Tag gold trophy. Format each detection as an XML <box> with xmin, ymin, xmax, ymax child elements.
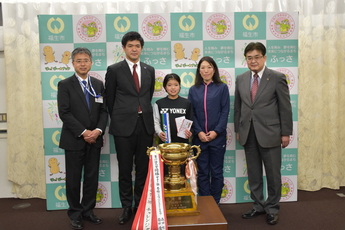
<box><xmin>147</xmin><ymin>143</ymin><xmax>201</xmax><ymax>216</ymax></box>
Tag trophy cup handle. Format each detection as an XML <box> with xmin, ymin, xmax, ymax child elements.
<box><xmin>189</xmin><ymin>145</ymin><xmax>201</xmax><ymax>160</ymax></box>
<box><xmin>147</xmin><ymin>146</ymin><xmax>172</xmax><ymax>163</ymax></box>
<box><xmin>146</xmin><ymin>146</ymin><xmax>156</xmax><ymax>156</ymax></box>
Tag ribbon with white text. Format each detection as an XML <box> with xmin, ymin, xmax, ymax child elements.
<box><xmin>131</xmin><ymin>149</ymin><xmax>167</xmax><ymax>230</ymax></box>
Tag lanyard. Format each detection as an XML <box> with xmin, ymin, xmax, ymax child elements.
<box><xmin>79</xmin><ymin>76</ymin><xmax>100</xmax><ymax>98</ymax></box>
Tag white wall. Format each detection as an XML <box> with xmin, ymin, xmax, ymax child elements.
<box><xmin>0</xmin><ymin>51</ymin><xmax>15</xmax><ymax>198</ymax></box>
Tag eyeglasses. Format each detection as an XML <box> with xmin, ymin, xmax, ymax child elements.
<box><xmin>74</xmin><ymin>59</ymin><xmax>91</xmax><ymax>64</ymax></box>
<box><xmin>245</xmin><ymin>56</ymin><xmax>264</xmax><ymax>61</ymax></box>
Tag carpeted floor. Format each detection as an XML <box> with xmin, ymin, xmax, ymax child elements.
<box><xmin>0</xmin><ymin>187</ymin><xmax>344</xmax><ymax>230</ymax></box>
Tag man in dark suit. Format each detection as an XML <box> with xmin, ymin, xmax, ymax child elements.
<box><xmin>58</xmin><ymin>47</ymin><xmax>108</xmax><ymax>230</ymax></box>
<box><xmin>105</xmin><ymin>31</ymin><xmax>155</xmax><ymax>225</ymax></box>
<box><xmin>234</xmin><ymin>42</ymin><xmax>292</xmax><ymax>225</ymax></box>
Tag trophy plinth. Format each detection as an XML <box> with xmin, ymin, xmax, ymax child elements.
<box><xmin>157</xmin><ymin>143</ymin><xmax>201</xmax><ymax>216</ymax></box>
<box><xmin>164</xmin><ymin>183</ymin><xmax>200</xmax><ymax>216</ymax></box>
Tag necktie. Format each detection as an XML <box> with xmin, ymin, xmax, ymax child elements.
<box><xmin>251</xmin><ymin>73</ymin><xmax>259</xmax><ymax>102</ymax></box>
<box><xmin>133</xmin><ymin>64</ymin><xmax>140</xmax><ymax>93</ymax></box>
<box><xmin>133</xmin><ymin>64</ymin><xmax>142</xmax><ymax>112</ymax></box>
<box><xmin>82</xmin><ymin>80</ymin><xmax>90</xmax><ymax>109</ymax></box>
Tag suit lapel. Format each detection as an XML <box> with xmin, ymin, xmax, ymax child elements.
<box><xmin>254</xmin><ymin>67</ymin><xmax>269</xmax><ymax>103</ymax></box>
<box><xmin>140</xmin><ymin>62</ymin><xmax>148</xmax><ymax>93</ymax></box>
<box><xmin>121</xmin><ymin>60</ymin><xmax>139</xmax><ymax>93</ymax></box>
<box><xmin>244</xmin><ymin>72</ymin><xmax>252</xmax><ymax>104</ymax></box>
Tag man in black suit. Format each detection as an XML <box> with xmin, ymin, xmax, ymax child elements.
<box><xmin>105</xmin><ymin>31</ymin><xmax>155</xmax><ymax>225</ymax></box>
<box><xmin>58</xmin><ymin>47</ymin><xmax>108</xmax><ymax>230</ymax></box>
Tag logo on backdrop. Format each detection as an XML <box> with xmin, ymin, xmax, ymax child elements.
<box><xmin>43</xmin><ymin>46</ymin><xmax>72</xmax><ymax>71</ymax></box>
<box><xmin>281</xmin><ymin>177</ymin><xmax>294</xmax><ymax>201</ymax></box>
<box><xmin>178</xmin><ymin>15</ymin><xmax>196</xmax><ymax>31</ymax></box>
<box><xmin>242</xmin><ymin>14</ymin><xmax>259</xmax><ymax>30</ymax></box>
<box><xmin>153</xmin><ymin>70</ymin><xmax>166</xmax><ymax>97</ymax></box>
<box><xmin>142</xmin><ymin>14</ymin><xmax>168</xmax><ymax>40</ymax></box>
<box><xmin>95</xmin><ymin>183</ymin><xmax>109</xmax><ymax>207</ymax></box>
<box><xmin>219</xmin><ymin>69</ymin><xmax>232</xmax><ymax>91</ymax></box>
<box><xmin>276</xmin><ymin>68</ymin><xmax>295</xmax><ymax>91</ymax></box>
<box><xmin>220</xmin><ymin>179</ymin><xmax>234</xmax><ymax>202</ymax></box>
<box><xmin>48</xmin><ymin>157</ymin><xmax>66</xmax><ymax>182</ymax></box>
<box><xmin>206</xmin><ymin>13</ymin><xmax>231</xmax><ymax>39</ymax></box>
<box><xmin>180</xmin><ymin>72</ymin><xmax>195</xmax><ymax>88</ymax></box>
<box><xmin>114</xmin><ymin>16</ymin><xmax>131</xmax><ymax>33</ymax></box>
<box><xmin>47</xmin><ymin>17</ymin><xmax>65</xmax><ymax>34</ymax></box>
<box><xmin>226</xmin><ymin>126</ymin><xmax>233</xmax><ymax>147</ymax></box>
<box><xmin>269</xmin><ymin>13</ymin><xmax>295</xmax><ymax>39</ymax></box>
<box><xmin>77</xmin><ymin>15</ymin><xmax>103</xmax><ymax>42</ymax></box>
<box><xmin>89</xmin><ymin>71</ymin><xmax>104</xmax><ymax>83</ymax></box>
<box><xmin>52</xmin><ymin>130</ymin><xmax>60</xmax><ymax>146</ymax></box>
<box><xmin>50</xmin><ymin>75</ymin><xmax>65</xmax><ymax>91</ymax></box>
<box><xmin>244</xmin><ymin>179</ymin><xmax>251</xmax><ymax>194</ymax></box>
<box><xmin>54</xmin><ymin>185</ymin><xmax>67</xmax><ymax>201</ymax></box>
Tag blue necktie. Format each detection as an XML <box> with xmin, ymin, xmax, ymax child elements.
<box><xmin>82</xmin><ymin>80</ymin><xmax>90</xmax><ymax>109</ymax></box>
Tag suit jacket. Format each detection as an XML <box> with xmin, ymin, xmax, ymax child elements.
<box><xmin>58</xmin><ymin>75</ymin><xmax>108</xmax><ymax>150</ymax></box>
<box><xmin>234</xmin><ymin>67</ymin><xmax>292</xmax><ymax>148</ymax></box>
<box><xmin>105</xmin><ymin>60</ymin><xmax>155</xmax><ymax>137</ymax></box>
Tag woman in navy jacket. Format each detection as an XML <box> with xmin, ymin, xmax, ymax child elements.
<box><xmin>188</xmin><ymin>56</ymin><xmax>230</xmax><ymax>204</ymax></box>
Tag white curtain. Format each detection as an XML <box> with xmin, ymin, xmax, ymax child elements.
<box><xmin>3</xmin><ymin>0</ymin><xmax>345</xmax><ymax>198</ymax></box>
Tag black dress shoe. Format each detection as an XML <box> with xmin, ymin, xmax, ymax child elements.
<box><xmin>267</xmin><ymin>214</ymin><xmax>279</xmax><ymax>225</ymax></box>
<box><xmin>242</xmin><ymin>209</ymin><xmax>265</xmax><ymax>219</ymax></box>
<box><xmin>83</xmin><ymin>214</ymin><xmax>102</xmax><ymax>224</ymax></box>
<box><xmin>118</xmin><ymin>207</ymin><xmax>133</xmax><ymax>225</ymax></box>
<box><xmin>70</xmin><ymin>218</ymin><xmax>83</xmax><ymax>229</ymax></box>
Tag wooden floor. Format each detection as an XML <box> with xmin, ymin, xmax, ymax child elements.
<box><xmin>1</xmin><ymin>187</ymin><xmax>345</xmax><ymax>230</ymax></box>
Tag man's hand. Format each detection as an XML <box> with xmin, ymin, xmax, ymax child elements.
<box><xmin>83</xmin><ymin>129</ymin><xmax>101</xmax><ymax>144</ymax></box>
<box><xmin>281</xmin><ymin>135</ymin><xmax>290</xmax><ymax>148</ymax></box>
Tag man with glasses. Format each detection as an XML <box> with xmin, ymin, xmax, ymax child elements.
<box><xmin>234</xmin><ymin>42</ymin><xmax>292</xmax><ymax>225</ymax></box>
<box><xmin>58</xmin><ymin>47</ymin><xmax>108</xmax><ymax>229</ymax></box>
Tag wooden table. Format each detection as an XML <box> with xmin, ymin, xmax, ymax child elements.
<box><xmin>167</xmin><ymin>196</ymin><xmax>228</xmax><ymax>230</ymax></box>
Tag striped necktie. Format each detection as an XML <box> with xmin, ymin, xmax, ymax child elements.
<box><xmin>82</xmin><ymin>80</ymin><xmax>90</xmax><ymax>109</ymax></box>
<box><xmin>251</xmin><ymin>73</ymin><xmax>259</xmax><ymax>102</ymax></box>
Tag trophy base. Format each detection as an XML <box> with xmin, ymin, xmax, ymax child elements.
<box><xmin>164</xmin><ymin>183</ymin><xmax>200</xmax><ymax>216</ymax></box>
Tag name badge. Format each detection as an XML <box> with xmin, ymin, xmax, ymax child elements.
<box><xmin>95</xmin><ymin>96</ymin><xmax>103</xmax><ymax>103</ymax></box>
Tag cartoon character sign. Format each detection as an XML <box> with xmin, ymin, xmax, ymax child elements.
<box><xmin>43</xmin><ymin>46</ymin><xmax>58</xmax><ymax>64</ymax></box>
<box><xmin>48</xmin><ymin>157</ymin><xmax>62</xmax><ymax>176</ymax></box>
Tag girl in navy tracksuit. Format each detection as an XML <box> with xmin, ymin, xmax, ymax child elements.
<box><xmin>188</xmin><ymin>56</ymin><xmax>230</xmax><ymax>204</ymax></box>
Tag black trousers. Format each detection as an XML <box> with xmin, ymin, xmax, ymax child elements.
<box><xmin>114</xmin><ymin>115</ymin><xmax>153</xmax><ymax>208</ymax></box>
<box><xmin>65</xmin><ymin>144</ymin><xmax>101</xmax><ymax>220</ymax></box>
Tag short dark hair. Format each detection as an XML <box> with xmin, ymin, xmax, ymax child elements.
<box><xmin>194</xmin><ymin>56</ymin><xmax>222</xmax><ymax>87</ymax></box>
<box><xmin>121</xmin><ymin>31</ymin><xmax>144</xmax><ymax>47</ymax></box>
<box><xmin>163</xmin><ymin>73</ymin><xmax>181</xmax><ymax>89</ymax></box>
<box><xmin>244</xmin><ymin>42</ymin><xmax>266</xmax><ymax>56</ymax></box>
<box><xmin>71</xmin><ymin>47</ymin><xmax>92</xmax><ymax>61</ymax></box>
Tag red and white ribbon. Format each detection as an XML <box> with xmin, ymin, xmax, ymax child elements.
<box><xmin>132</xmin><ymin>149</ymin><xmax>168</xmax><ymax>230</ymax></box>
<box><xmin>185</xmin><ymin>158</ymin><xmax>198</xmax><ymax>203</ymax></box>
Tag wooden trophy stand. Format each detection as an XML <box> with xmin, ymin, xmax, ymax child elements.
<box><xmin>167</xmin><ymin>196</ymin><xmax>228</xmax><ymax>230</ymax></box>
